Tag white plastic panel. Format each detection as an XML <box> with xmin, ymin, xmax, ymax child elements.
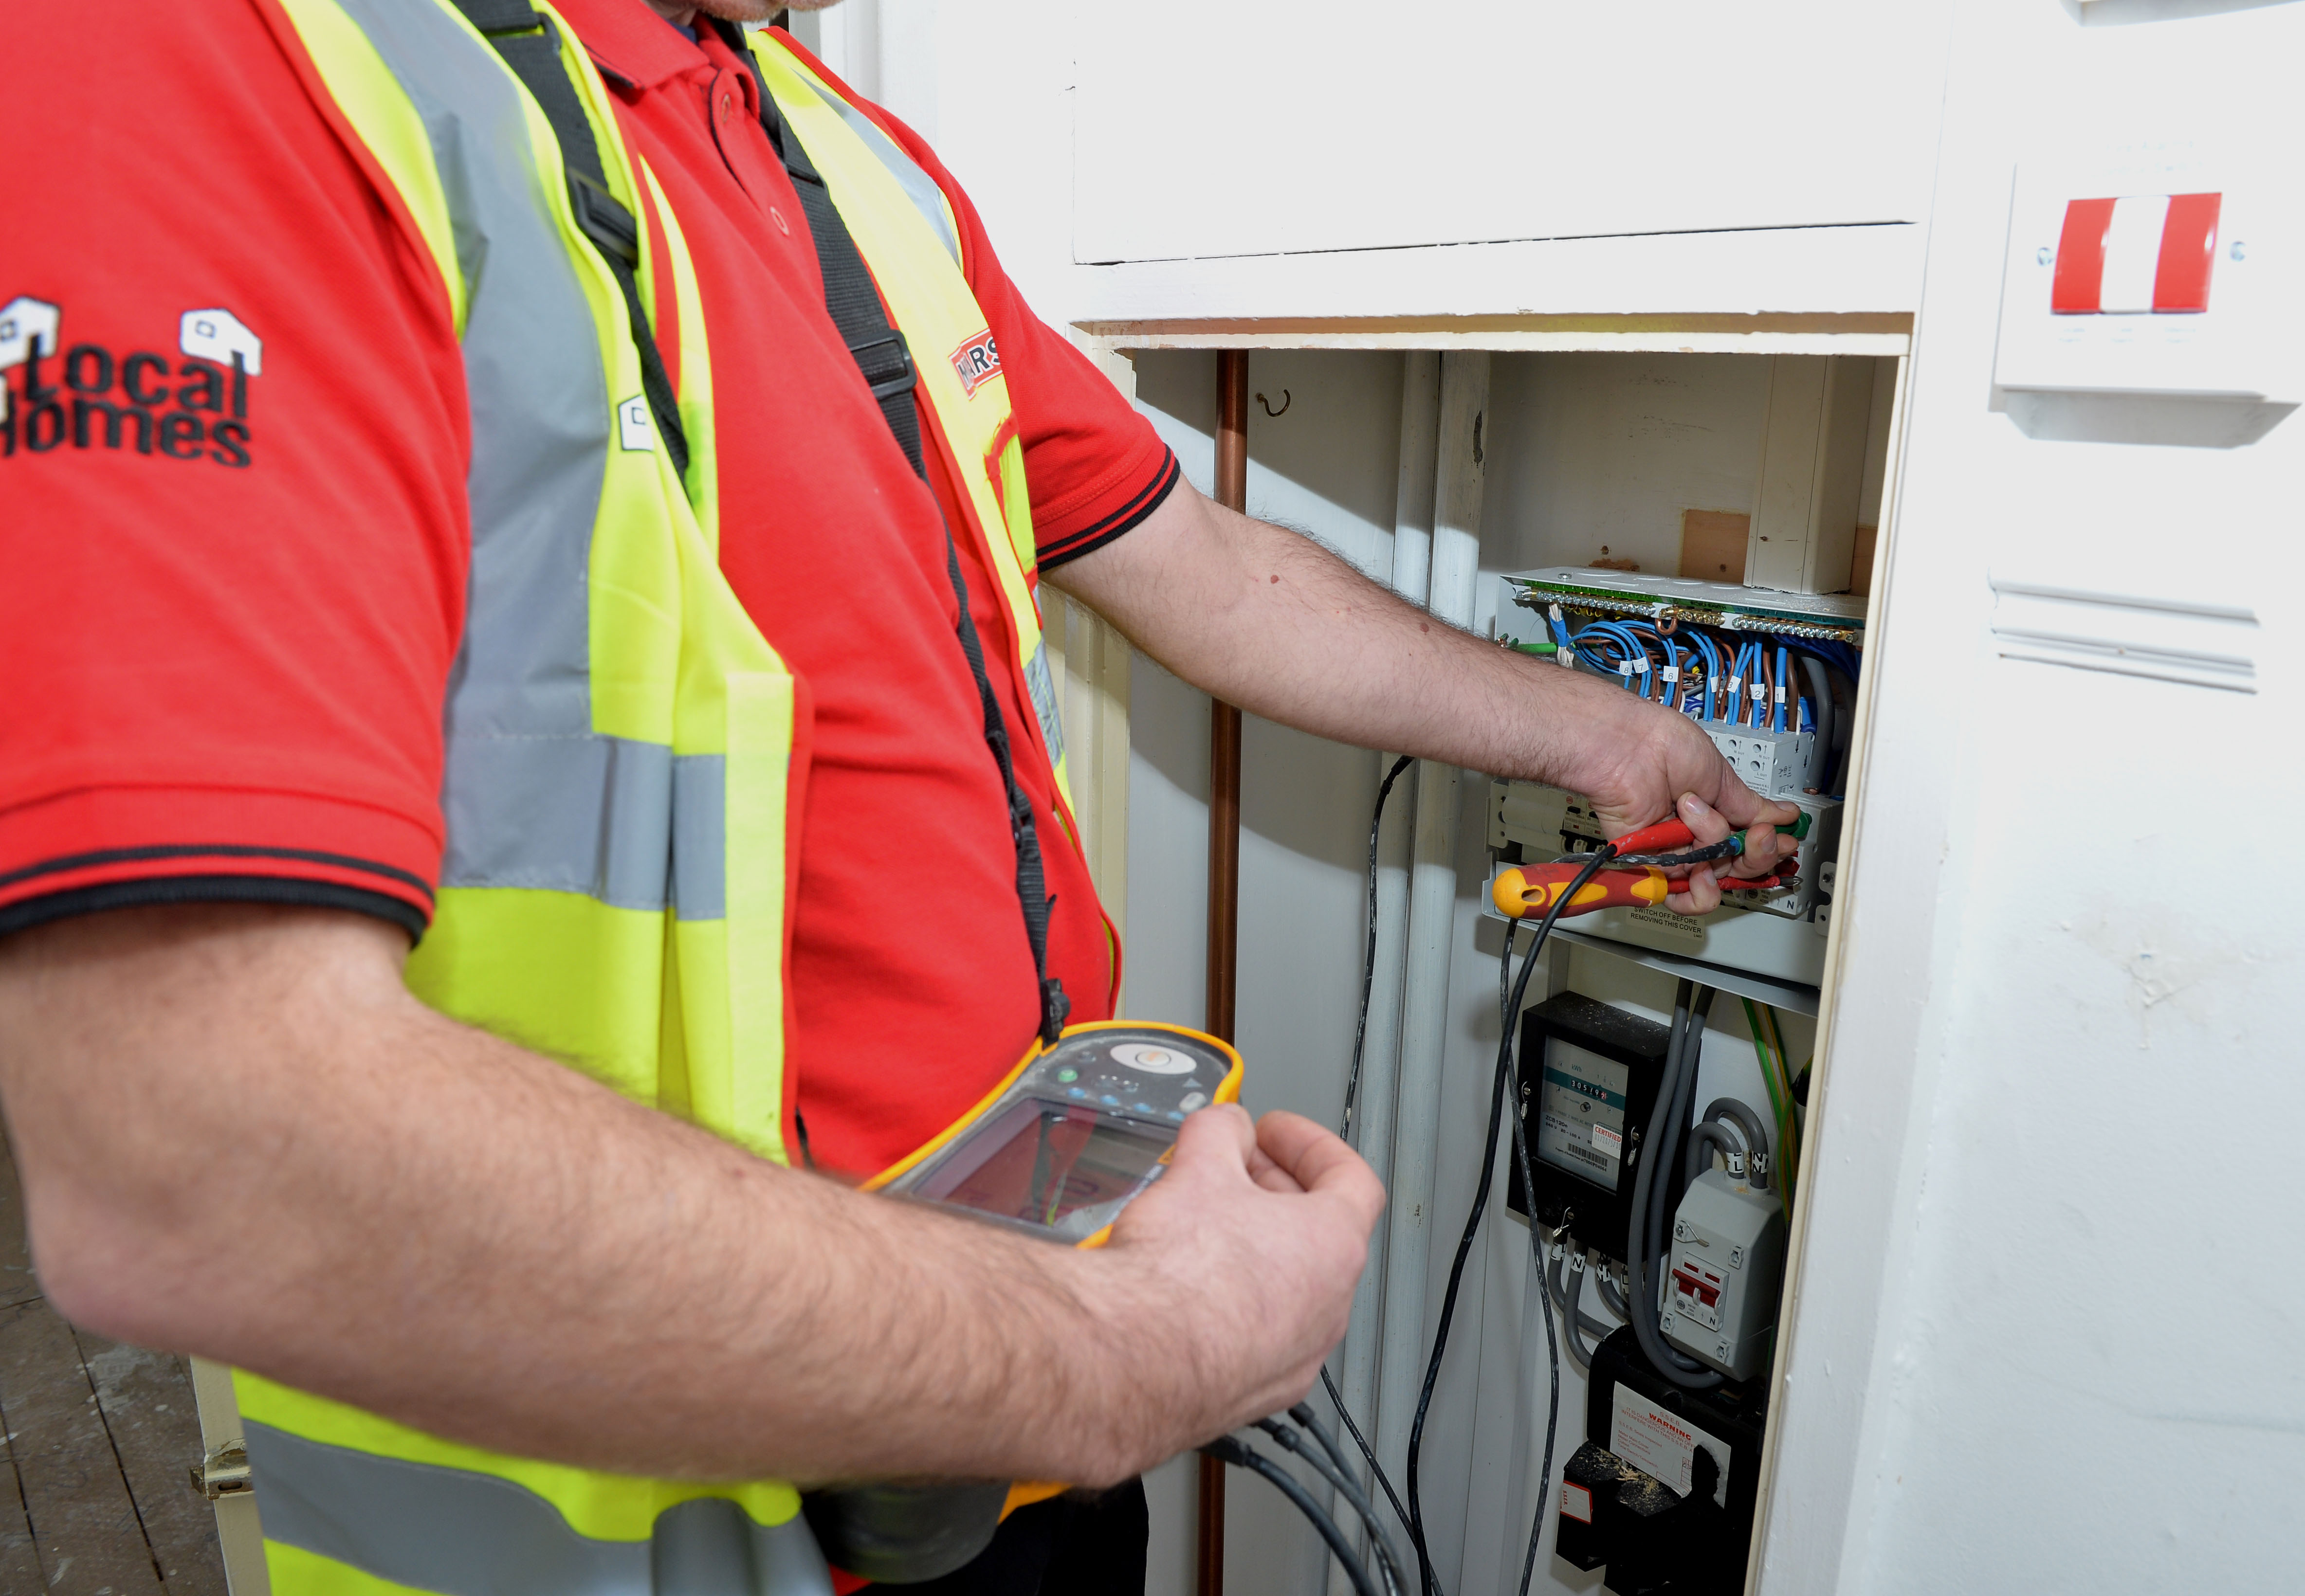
<box><xmin>1073</xmin><ymin>0</ymin><xmax>1949</xmax><ymax>265</ymax></box>
<box><xmin>1996</xmin><ymin>151</ymin><xmax>2301</xmax><ymax>402</ymax></box>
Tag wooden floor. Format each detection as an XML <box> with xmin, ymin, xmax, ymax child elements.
<box><xmin>0</xmin><ymin>1132</ymin><xmax>226</xmax><ymax>1596</ymax></box>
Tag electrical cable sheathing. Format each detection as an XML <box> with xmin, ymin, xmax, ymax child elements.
<box><xmin>1203</xmin><ymin>1437</ymin><xmax>1383</xmax><ymax>1596</ymax></box>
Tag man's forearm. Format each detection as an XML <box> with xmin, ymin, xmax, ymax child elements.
<box><xmin>0</xmin><ymin>907</ymin><xmax>1206</xmax><ymax>1486</ymax></box>
<box><xmin>1053</xmin><ymin>486</ymin><xmax>1649</xmax><ymax>793</ymax></box>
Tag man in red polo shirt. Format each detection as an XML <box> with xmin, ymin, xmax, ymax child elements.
<box><xmin>0</xmin><ymin>0</ymin><xmax>1794</xmax><ymax>1590</ymax></box>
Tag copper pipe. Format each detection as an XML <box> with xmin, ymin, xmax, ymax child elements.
<box><xmin>1196</xmin><ymin>347</ymin><xmax>1250</xmax><ymax>1596</ymax></box>
<box><xmin>1208</xmin><ymin>349</ymin><xmax>1248</xmax><ymax>1046</ymax></box>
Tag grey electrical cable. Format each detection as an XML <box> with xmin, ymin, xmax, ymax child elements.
<box><xmin>1798</xmin><ymin>653</ymin><xmax>1833</xmax><ymax>788</ymax></box>
<box><xmin>1624</xmin><ymin>982</ymin><xmax>1703</xmax><ymax>1383</ymax></box>
<box><xmin>1650</xmin><ymin>984</ymin><xmax>1721</xmax><ymax>1279</ymax></box>
<box><xmin>1291</xmin><ymin>1399</ymin><xmax>1410</xmax><ymax>1577</ymax></box>
<box><xmin>1546</xmin><ymin>1246</ymin><xmax>1619</xmax><ymax>1346</ymax></box>
<box><xmin>1545</xmin><ymin>1251</ymin><xmax>1592</xmax><ymax>1372</ymax></box>
<box><xmin>1258</xmin><ymin>1417</ymin><xmax>1409</xmax><ymax>1596</ymax></box>
<box><xmin>1646</xmin><ymin>988</ymin><xmax>1718</xmax><ymax>1378</ymax></box>
<box><xmin>1628</xmin><ymin>983</ymin><xmax>1724</xmax><ymax>1389</ymax></box>
<box><xmin>1826</xmin><ymin>664</ymin><xmax>1857</xmax><ymax>794</ymax></box>
<box><xmin>1207</xmin><ymin>1437</ymin><xmax>1384</xmax><ymax>1596</ymax></box>
<box><xmin>1684</xmin><ymin>1120</ymin><xmax>1746</xmax><ymax>1188</ymax></box>
<box><xmin>1593</xmin><ymin>1261</ymin><xmax>1629</xmax><ymax>1320</ymax></box>
<box><xmin>1545</xmin><ymin>1249</ymin><xmax>1625</xmax><ymax>1377</ymax></box>
<box><xmin>1702</xmin><ymin>1096</ymin><xmax>1773</xmax><ymax>1181</ymax></box>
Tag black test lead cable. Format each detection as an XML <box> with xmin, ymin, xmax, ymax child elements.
<box><xmin>1319</xmin><ymin>1367</ymin><xmax>1413</xmax><ymax>1559</ymax></box>
<box><xmin>1320</xmin><ymin>753</ymin><xmax>1421</xmax><ymax>1564</ymax></box>
<box><xmin>1498</xmin><ymin>917</ymin><xmax>1567</xmax><ymax>1596</ymax></box>
<box><xmin>1342</xmin><ymin>754</ymin><xmax>1417</xmax><ymax>1147</ymax></box>
<box><xmin>1402</xmin><ymin>847</ymin><xmax>1610</xmax><ymax>1596</ymax></box>
<box><xmin>1203</xmin><ymin>1434</ymin><xmax>1385</xmax><ymax>1596</ymax></box>
<box><xmin>1288</xmin><ymin>1399</ymin><xmax>1412</xmax><ymax>1594</ymax></box>
<box><xmin>1254</xmin><ymin>1417</ymin><xmax>1410</xmax><ymax>1596</ymax></box>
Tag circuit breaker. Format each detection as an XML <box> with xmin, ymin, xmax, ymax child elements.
<box><xmin>1663</xmin><ymin>1169</ymin><xmax>1786</xmax><ymax>1382</ymax></box>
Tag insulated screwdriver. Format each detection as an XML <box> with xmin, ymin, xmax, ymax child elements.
<box><xmin>1490</xmin><ymin>861</ymin><xmax>1671</xmax><ymax>920</ymax></box>
<box><xmin>1492</xmin><ymin>857</ymin><xmax>1795</xmax><ymax>920</ymax></box>
<box><xmin>1571</xmin><ymin>808</ymin><xmax>1812</xmax><ymax>867</ymax></box>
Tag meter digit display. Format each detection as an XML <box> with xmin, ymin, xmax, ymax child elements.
<box><xmin>1536</xmin><ymin>1041</ymin><xmax>1631</xmax><ymax>1193</ymax></box>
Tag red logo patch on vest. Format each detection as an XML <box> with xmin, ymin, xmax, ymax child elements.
<box><xmin>949</xmin><ymin>329</ymin><xmax>1002</xmax><ymax>397</ymax></box>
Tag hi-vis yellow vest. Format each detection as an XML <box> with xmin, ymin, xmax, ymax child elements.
<box><xmin>233</xmin><ymin>3</ymin><xmax>1079</xmax><ymax>1591</ymax></box>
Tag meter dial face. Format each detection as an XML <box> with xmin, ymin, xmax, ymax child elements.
<box><xmin>1109</xmin><ymin>1042</ymin><xmax>1194</xmax><ymax>1074</ymax></box>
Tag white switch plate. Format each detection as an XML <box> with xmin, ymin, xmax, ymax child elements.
<box><xmin>1995</xmin><ymin>147</ymin><xmax>2296</xmax><ymax>402</ymax></box>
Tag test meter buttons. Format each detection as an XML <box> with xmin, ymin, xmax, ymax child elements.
<box><xmin>1053</xmin><ymin>1038</ymin><xmax>1209</xmax><ymax>1118</ymax></box>
<box><xmin>871</xmin><ymin>1022</ymin><xmax>1244</xmax><ymax>1245</ymax></box>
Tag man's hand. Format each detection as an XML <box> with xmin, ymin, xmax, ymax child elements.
<box><xmin>1084</xmin><ymin>1107</ymin><xmax>1382</xmax><ymax>1456</ymax></box>
<box><xmin>1054</xmin><ymin>485</ymin><xmax>1804</xmax><ymax>916</ymax></box>
<box><xmin>0</xmin><ymin>904</ymin><xmax>1377</xmax><ymax>1487</ymax></box>
<box><xmin>1570</xmin><ymin>693</ymin><xmax>1804</xmax><ymax>913</ymax></box>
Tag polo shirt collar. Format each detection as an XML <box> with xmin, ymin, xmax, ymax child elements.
<box><xmin>549</xmin><ymin>0</ymin><xmax>709</xmax><ymax>90</ymax></box>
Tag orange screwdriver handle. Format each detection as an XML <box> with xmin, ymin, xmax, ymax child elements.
<box><xmin>1492</xmin><ymin>864</ymin><xmax>1671</xmax><ymax>920</ymax></box>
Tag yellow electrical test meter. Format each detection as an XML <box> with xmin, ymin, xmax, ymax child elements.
<box><xmin>866</xmin><ymin>1020</ymin><xmax>1244</xmax><ymax>1246</ymax></box>
<box><xmin>806</xmin><ymin>1023</ymin><xmax>1246</xmax><ymax>1584</ymax></box>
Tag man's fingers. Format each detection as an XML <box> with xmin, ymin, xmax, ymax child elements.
<box><xmin>1680</xmin><ymin>791</ymin><xmax>1801</xmax><ymax>880</ymax></box>
<box><xmin>1676</xmin><ymin>791</ymin><xmax>1733</xmax><ymax>845</ymax></box>
<box><xmin>1666</xmin><ymin>864</ymin><xmax>1722</xmax><ymax>916</ymax></box>
<box><xmin>1175</xmin><ymin>1100</ymin><xmax>1255</xmax><ymax>1161</ymax></box>
<box><xmin>1701</xmin><ymin>763</ymin><xmax>1803</xmax><ymax>833</ymax></box>
<box><xmin>1254</xmin><ymin>1111</ymin><xmax>1384</xmax><ymax>1229</ymax></box>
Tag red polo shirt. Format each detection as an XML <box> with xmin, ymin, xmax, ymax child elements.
<box><xmin>0</xmin><ymin>1</ymin><xmax>1173</xmax><ymax>1179</ymax></box>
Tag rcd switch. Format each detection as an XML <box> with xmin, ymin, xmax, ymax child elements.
<box><xmin>1996</xmin><ymin>151</ymin><xmax>2296</xmax><ymax>408</ymax></box>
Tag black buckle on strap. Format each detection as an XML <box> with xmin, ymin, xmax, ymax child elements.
<box><xmin>567</xmin><ymin>172</ymin><xmax>641</xmax><ymax>269</ymax></box>
<box><xmin>459</xmin><ymin>0</ymin><xmax>545</xmax><ymax>34</ymax></box>
<box><xmin>847</xmin><ymin>330</ymin><xmax>916</xmax><ymax>402</ymax></box>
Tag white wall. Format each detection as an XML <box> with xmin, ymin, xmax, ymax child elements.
<box><xmin>1484</xmin><ymin>354</ymin><xmax>1774</xmax><ymax>578</ymax></box>
<box><xmin>1760</xmin><ymin>4</ymin><xmax>2305</xmax><ymax>1594</ymax></box>
<box><xmin>1073</xmin><ymin>1</ymin><xmax>1945</xmax><ymax>263</ymax></box>
<box><xmin>804</xmin><ymin>0</ymin><xmax>1936</xmax><ymax>333</ymax></box>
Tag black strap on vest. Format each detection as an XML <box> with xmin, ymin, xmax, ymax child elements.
<box><xmin>727</xmin><ymin>30</ymin><xmax>1069</xmax><ymax>1044</ymax></box>
<box><xmin>452</xmin><ymin>0</ymin><xmax>691</xmax><ymax>480</ymax></box>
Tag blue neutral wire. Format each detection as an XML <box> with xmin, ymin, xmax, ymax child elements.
<box><xmin>1691</xmin><ymin>634</ymin><xmax>1722</xmax><ymax>722</ymax></box>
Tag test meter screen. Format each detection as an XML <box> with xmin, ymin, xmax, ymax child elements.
<box><xmin>1536</xmin><ymin>1040</ymin><xmax>1630</xmax><ymax>1193</ymax></box>
<box><xmin>915</xmin><ymin>1099</ymin><xmax>1172</xmax><ymax>1228</ymax></box>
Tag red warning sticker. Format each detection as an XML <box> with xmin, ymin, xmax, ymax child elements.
<box><xmin>1561</xmin><ymin>1482</ymin><xmax>1593</xmax><ymax>1524</ymax></box>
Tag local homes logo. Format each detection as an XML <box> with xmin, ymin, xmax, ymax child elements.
<box><xmin>1</xmin><ymin>297</ymin><xmax>261</xmax><ymax>467</ymax></box>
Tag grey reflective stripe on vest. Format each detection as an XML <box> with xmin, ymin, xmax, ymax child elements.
<box><xmin>818</xmin><ymin>93</ymin><xmax>960</xmax><ymax>264</ymax></box>
<box><xmin>1022</xmin><ymin>641</ymin><xmax>1064</xmax><ymax>771</ymax></box>
<box><xmin>243</xmin><ymin>1421</ymin><xmax>833</xmax><ymax>1596</ymax></box>
<box><xmin>332</xmin><ymin>0</ymin><xmax>727</xmax><ymax>920</ymax></box>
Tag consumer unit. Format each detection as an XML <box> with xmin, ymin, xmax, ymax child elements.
<box><xmin>1488</xmin><ymin>566</ymin><xmax>1866</xmax><ymax>992</ymax></box>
